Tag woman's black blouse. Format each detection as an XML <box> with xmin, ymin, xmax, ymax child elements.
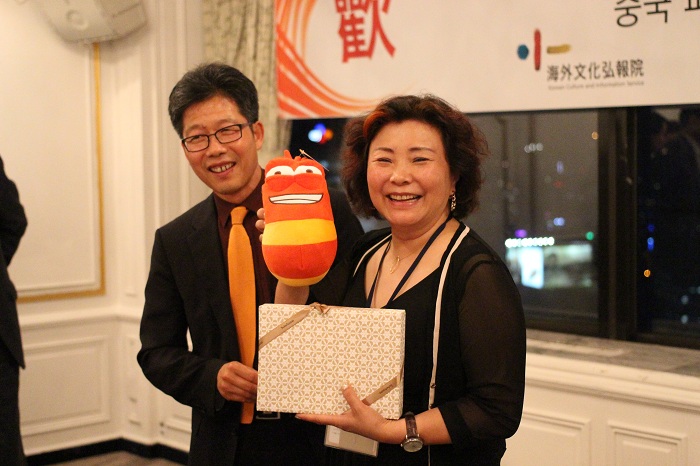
<box><xmin>310</xmin><ymin>224</ymin><xmax>527</xmax><ymax>466</ymax></box>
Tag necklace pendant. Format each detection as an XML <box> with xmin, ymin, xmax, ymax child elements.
<box><xmin>389</xmin><ymin>255</ymin><xmax>400</xmax><ymax>274</ymax></box>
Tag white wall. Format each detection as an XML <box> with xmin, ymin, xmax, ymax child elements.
<box><xmin>2</xmin><ymin>0</ymin><xmax>203</xmax><ymax>455</ymax></box>
<box><xmin>3</xmin><ymin>1</ymin><xmax>700</xmax><ymax>464</ymax></box>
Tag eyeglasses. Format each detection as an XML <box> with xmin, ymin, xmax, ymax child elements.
<box><xmin>181</xmin><ymin>122</ymin><xmax>254</xmax><ymax>152</ymax></box>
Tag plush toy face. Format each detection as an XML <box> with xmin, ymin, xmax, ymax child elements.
<box><xmin>261</xmin><ymin>150</ymin><xmax>337</xmax><ymax>286</ymax></box>
<box><xmin>263</xmin><ymin>151</ymin><xmax>334</xmax><ymax>222</ymax></box>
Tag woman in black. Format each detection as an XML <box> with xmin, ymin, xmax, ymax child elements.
<box><xmin>274</xmin><ymin>94</ymin><xmax>526</xmax><ymax>465</ymax></box>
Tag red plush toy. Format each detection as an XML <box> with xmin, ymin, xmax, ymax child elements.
<box><xmin>261</xmin><ymin>150</ymin><xmax>337</xmax><ymax>286</ymax></box>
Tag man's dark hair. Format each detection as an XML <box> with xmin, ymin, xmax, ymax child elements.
<box><xmin>168</xmin><ymin>62</ymin><xmax>259</xmax><ymax>137</ymax></box>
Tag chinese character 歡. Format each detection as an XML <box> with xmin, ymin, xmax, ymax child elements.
<box><xmin>336</xmin><ymin>0</ymin><xmax>396</xmax><ymax>62</ymax></box>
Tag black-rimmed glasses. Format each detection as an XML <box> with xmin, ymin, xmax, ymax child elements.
<box><xmin>181</xmin><ymin>122</ymin><xmax>254</xmax><ymax>152</ymax></box>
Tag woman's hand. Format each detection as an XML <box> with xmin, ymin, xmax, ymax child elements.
<box><xmin>296</xmin><ymin>384</ymin><xmax>405</xmax><ymax>444</ymax></box>
<box><xmin>297</xmin><ymin>385</ymin><xmax>453</xmax><ymax>446</ymax></box>
<box><xmin>274</xmin><ymin>280</ymin><xmax>309</xmax><ymax>304</ymax></box>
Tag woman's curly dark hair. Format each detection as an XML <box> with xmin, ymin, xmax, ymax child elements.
<box><xmin>341</xmin><ymin>94</ymin><xmax>489</xmax><ymax>219</ymax></box>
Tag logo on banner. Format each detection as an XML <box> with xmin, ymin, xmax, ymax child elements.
<box><xmin>517</xmin><ymin>29</ymin><xmax>646</xmax><ymax>91</ymax></box>
<box><xmin>517</xmin><ymin>29</ymin><xmax>571</xmax><ymax>71</ymax></box>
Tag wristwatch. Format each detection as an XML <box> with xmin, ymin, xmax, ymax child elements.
<box><xmin>400</xmin><ymin>412</ymin><xmax>424</xmax><ymax>452</ymax></box>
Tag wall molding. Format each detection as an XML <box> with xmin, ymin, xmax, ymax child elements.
<box><xmin>517</xmin><ymin>409</ymin><xmax>592</xmax><ymax>465</ymax></box>
<box><xmin>526</xmin><ymin>353</ymin><xmax>700</xmax><ymax>413</ymax></box>
<box><xmin>607</xmin><ymin>421</ymin><xmax>688</xmax><ymax>465</ymax></box>
<box><xmin>21</xmin><ymin>335</ymin><xmax>110</xmax><ymax>436</ymax></box>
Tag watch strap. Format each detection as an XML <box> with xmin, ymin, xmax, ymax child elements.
<box><xmin>401</xmin><ymin>412</ymin><xmax>423</xmax><ymax>452</ymax></box>
<box><xmin>405</xmin><ymin>412</ymin><xmax>418</xmax><ymax>437</ymax></box>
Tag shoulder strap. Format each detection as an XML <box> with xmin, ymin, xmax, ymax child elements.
<box><xmin>428</xmin><ymin>223</ymin><xmax>470</xmax><ymax>409</ymax></box>
<box><xmin>352</xmin><ymin>233</ymin><xmax>391</xmax><ymax>278</ymax></box>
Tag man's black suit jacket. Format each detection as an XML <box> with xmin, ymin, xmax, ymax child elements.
<box><xmin>138</xmin><ymin>189</ymin><xmax>363</xmax><ymax>465</ymax></box>
<box><xmin>0</xmin><ymin>156</ymin><xmax>27</xmax><ymax>369</ymax></box>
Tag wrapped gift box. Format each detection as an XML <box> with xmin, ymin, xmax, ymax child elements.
<box><xmin>257</xmin><ymin>303</ymin><xmax>405</xmax><ymax>419</ymax></box>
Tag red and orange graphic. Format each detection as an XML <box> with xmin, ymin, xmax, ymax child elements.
<box><xmin>276</xmin><ymin>0</ymin><xmax>388</xmax><ymax>118</ymax></box>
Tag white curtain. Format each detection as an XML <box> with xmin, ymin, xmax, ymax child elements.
<box><xmin>202</xmin><ymin>0</ymin><xmax>290</xmax><ymax>164</ymax></box>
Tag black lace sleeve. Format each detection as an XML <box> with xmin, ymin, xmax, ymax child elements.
<box><xmin>439</xmin><ymin>242</ymin><xmax>527</xmax><ymax>447</ymax></box>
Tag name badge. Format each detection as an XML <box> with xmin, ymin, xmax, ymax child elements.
<box><xmin>324</xmin><ymin>426</ymin><xmax>379</xmax><ymax>457</ymax></box>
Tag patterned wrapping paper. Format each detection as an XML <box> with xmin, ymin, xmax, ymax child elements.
<box><xmin>257</xmin><ymin>303</ymin><xmax>405</xmax><ymax>419</ymax></box>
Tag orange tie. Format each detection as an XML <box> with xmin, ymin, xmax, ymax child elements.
<box><xmin>228</xmin><ymin>206</ymin><xmax>256</xmax><ymax>424</ymax></box>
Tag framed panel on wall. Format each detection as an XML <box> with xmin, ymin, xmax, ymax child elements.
<box><xmin>0</xmin><ymin>1</ymin><xmax>105</xmax><ymax>300</ymax></box>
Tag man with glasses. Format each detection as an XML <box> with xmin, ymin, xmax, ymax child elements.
<box><xmin>137</xmin><ymin>63</ymin><xmax>363</xmax><ymax>465</ymax></box>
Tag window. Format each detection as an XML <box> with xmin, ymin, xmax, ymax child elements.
<box><xmin>288</xmin><ymin>105</ymin><xmax>700</xmax><ymax>350</ymax></box>
<box><xmin>636</xmin><ymin>105</ymin><xmax>700</xmax><ymax>347</ymax></box>
<box><xmin>288</xmin><ymin>118</ymin><xmax>348</xmax><ymax>190</ymax></box>
<box><xmin>467</xmin><ymin>111</ymin><xmax>600</xmax><ymax>335</ymax></box>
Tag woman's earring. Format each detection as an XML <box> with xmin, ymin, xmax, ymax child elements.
<box><xmin>449</xmin><ymin>192</ymin><xmax>456</xmax><ymax>212</ymax></box>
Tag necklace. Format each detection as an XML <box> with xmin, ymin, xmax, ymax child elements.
<box><xmin>388</xmin><ymin>241</ymin><xmax>412</xmax><ymax>274</ymax></box>
<box><xmin>366</xmin><ymin>216</ymin><xmax>451</xmax><ymax>308</ymax></box>
<box><xmin>389</xmin><ymin>255</ymin><xmax>401</xmax><ymax>274</ymax></box>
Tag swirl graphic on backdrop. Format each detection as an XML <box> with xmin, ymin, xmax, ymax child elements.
<box><xmin>276</xmin><ymin>0</ymin><xmax>383</xmax><ymax>118</ymax></box>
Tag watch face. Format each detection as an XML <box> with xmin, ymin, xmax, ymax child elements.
<box><xmin>402</xmin><ymin>437</ymin><xmax>424</xmax><ymax>452</ymax></box>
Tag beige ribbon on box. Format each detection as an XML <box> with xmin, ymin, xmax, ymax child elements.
<box><xmin>258</xmin><ymin>302</ymin><xmax>331</xmax><ymax>350</ymax></box>
<box><xmin>258</xmin><ymin>303</ymin><xmax>403</xmax><ymax>407</ymax></box>
<box><xmin>361</xmin><ymin>365</ymin><xmax>403</xmax><ymax>406</ymax></box>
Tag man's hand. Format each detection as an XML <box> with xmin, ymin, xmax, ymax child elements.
<box><xmin>216</xmin><ymin>361</ymin><xmax>258</xmax><ymax>403</ymax></box>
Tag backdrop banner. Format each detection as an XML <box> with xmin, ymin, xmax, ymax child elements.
<box><xmin>276</xmin><ymin>0</ymin><xmax>700</xmax><ymax>118</ymax></box>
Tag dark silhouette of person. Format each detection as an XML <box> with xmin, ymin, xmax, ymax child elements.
<box><xmin>0</xmin><ymin>155</ymin><xmax>28</xmax><ymax>466</ymax></box>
